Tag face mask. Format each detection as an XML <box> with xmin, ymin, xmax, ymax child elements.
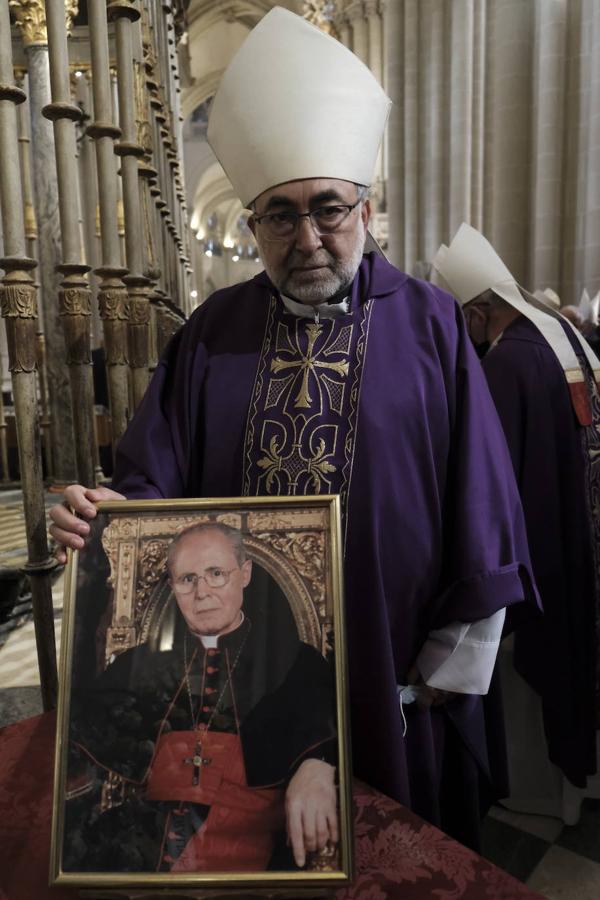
<box><xmin>464</xmin><ymin>302</ymin><xmax>491</xmax><ymax>355</ymax></box>
<box><xmin>396</xmin><ymin>683</ymin><xmax>428</xmax><ymax>736</ymax></box>
<box><xmin>397</xmin><ymin>684</ymin><xmax>420</xmax><ymax>704</ymax></box>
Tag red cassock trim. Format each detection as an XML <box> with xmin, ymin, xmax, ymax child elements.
<box><xmin>145</xmin><ymin>730</ymin><xmax>285</xmax><ymax>871</ymax></box>
<box><xmin>568</xmin><ymin>380</ymin><xmax>593</xmax><ymax>426</ymax></box>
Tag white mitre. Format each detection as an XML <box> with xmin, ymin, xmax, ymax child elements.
<box><xmin>592</xmin><ymin>292</ymin><xmax>600</xmax><ymax>326</ymax></box>
<box><xmin>432</xmin><ymin>223</ymin><xmax>600</xmax><ymax>424</ymax></box>
<box><xmin>579</xmin><ymin>288</ymin><xmax>593</xmax><ymax>323</ymax></box>
<box><xmin>207</xmin><ymin>7</ymin><xmax>391</xmax><ymax>207</ymax></box>
<box><xmin>533</xmin><ymin>288</ymin><xmax>561</xmax><ymax>311</ymax></box>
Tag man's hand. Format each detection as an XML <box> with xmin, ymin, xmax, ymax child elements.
<box><xmin>406</xmin><ymin>665</ymin><xmax>458</xmax><ymax>710</ymax></box>
<box><xmin>285</xmin><ymin>758</ymin><xmax>338</xmax><ymax>868</ymax></box>
<box><xmin>49</xmin><ymin>484</ymin><xmax>125</xmax><ymax>563</ymax></box>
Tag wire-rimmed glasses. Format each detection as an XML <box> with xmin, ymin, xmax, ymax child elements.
<box><xmin>251</xmin><ymin>200</ymin><xmax>362</xmax><ymax>242</ymax></box>
<box><xmin>172</xmin><ymin>567</ymin><xmax>239</xmax><ymax>595</ymax></box>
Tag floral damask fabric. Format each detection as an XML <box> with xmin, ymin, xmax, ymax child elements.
<box><xmin>0</xmin><ymin>714</ymin><xmax>543</xmax><ymax>899</ymax></box>
<box><xmin>340</xmin><ymin>786</ymin><xmax>542</xmax><ymax>899</ymax></box>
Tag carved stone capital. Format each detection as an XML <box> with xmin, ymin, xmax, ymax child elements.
<box><xmin>9</xmin><ymin>0</ymin><xmax>78</xmax><ymax>47</ymax></box>
<box><xmin>60</xmin><ymin>287</ymin><xmax>91</xmax><ymax>317</ymax></box>
<box><xmin>302</xmin><ymin>1</ymin><xmax>340</xmax><ymax>38</ymax></box>
<box><xmin>364</xmin><ymin>0</ymin><xmax>382</xmax><ymax>18</ymax></box>
<box><xmin>0</xmin><ymin>281</ymin><xmax>37</xmax><ymax>318</ymax></box>
<box><xmin>1</xmin><ymin>278</ymin><xmax>39</xmax><ymax>373</ymax></box>
<box><xmin>126</xmin><ymin>287</ymin><xmax>150</xmax><ymax>369</ymax></box>
<box><xmin>127</xmin><ymin>292</ymin><xmax>151</xmax><ymax>325</ymax></box>
<box><xmin>99</xmin><ymin>286</ymin><xmax>129</xmax><ymax>321</ymax></box>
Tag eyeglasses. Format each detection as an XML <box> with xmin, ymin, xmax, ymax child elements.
<box><xmin>172</xmin><ymin>566</ymin><xmax>239</xmax><ymax>594</ymax></box>
<box><xmin>251</xmin><ymin>200</ymin><xmax>362</xmax><ymax>242</ymax></box>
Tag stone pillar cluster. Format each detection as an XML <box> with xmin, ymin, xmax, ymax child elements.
<box><xmin>10</xmin><ymin>0</ymin><xmax>78</xmax><ymax>482</ymax></box>
<box><xmin>44</xmin><ymin>0</ymin><xmax>96</xmax><ymax>487</ymax></box>
<box><xmin>385</xmin><ymin>0</ymin><xmax>600</xmax><ymax>304</ymax></box>
<box><xmin>333</xmin><ymin>1</ymin><xmax>386</xmax><ymax>242</ymax></box>
<box><xmin>2</xmin><ymin>0</ymin><xmax>191</xmax><ymax>704</ymax></box>
<box><xmin>1</xmin><ymin>0</ymin><xmax>58</xmax><ymax>709</ymax></box>
<box><xmin>3</xmin><ymin>0</ymin><xmax>192</xmax><ymax>478</ymax></box>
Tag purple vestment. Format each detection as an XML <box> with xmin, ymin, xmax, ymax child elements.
<box><xmin>113</xmin><ymin>254</ymin><xmax>539</xmax><ymax>846</ymax></box>
<box><xmin>482</xmin><ymin>315</ymin><xmax>599</xmax><ymax>787</ymax></box>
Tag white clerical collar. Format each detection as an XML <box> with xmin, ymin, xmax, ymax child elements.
<box><xmin>281</xmin><ymin>293</ymin><xmax>349</xmax><ymax>320</ymax></box>
<box><xmin>198</xmin><ymin>611</ymin><xmax>245</xmax><ymax>649</ymax></box>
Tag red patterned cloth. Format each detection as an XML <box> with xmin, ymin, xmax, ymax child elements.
<box><xmin>0</xmin><ymin>713</ymin><xmax>543</xmax><ymax>899</ymax></box>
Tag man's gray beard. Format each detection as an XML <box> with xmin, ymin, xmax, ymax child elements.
<box><xmin>268</xmin><ymin>238</ymin><xmax>366</xmax><ymax>304</ymax></box>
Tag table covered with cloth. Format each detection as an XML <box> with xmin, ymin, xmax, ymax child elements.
<box><xmin>0</xmin><ymin>713</ymin><xmax>543</xmax><ymax>899</ymax></box>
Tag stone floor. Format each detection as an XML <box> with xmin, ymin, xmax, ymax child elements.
<box><xmin>1</xmin><ymin>493</ymin><xmax>600</xmax><ymax>898</ymax></box>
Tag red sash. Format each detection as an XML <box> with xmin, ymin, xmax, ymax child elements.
<box><xmin>145</xmin><ymin>730</ymin><xmax>285</xmax><ymax>871</ymax></box>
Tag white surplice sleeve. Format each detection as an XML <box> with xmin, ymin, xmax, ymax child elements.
<box><xmin>415</xmin><ymin>608</ymin><xmax>506</xmax><ymax>695</ymax></box>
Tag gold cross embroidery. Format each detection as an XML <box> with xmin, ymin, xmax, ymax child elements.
<box><xmin>270</xmin><ymin>323</ymin><xmax>349</xmax><ymax>408</ymax></box>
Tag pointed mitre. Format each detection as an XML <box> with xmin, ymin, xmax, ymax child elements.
<box><xmin>432</xmin><ymin>223</ymin><xmax>600</xmax><ymax>426</ymax></box>
<box><xmin>533</xmin><ymin>288</ymin><xmax>561</xmax><ymax>311</ymax></box>
<box><xmin>207</xmin><ymin>7</ymin><xmax>391</xmax><ymax>207</ymax></box>
<box><xmin>591</xmin><ymin>291</ymin><xmax>600</xmax><ymax>326</ymax></box>
<box><xmin>579</xmin><ymin>288</ymin><xmax>593</xmax><ymax>322</ymax></box>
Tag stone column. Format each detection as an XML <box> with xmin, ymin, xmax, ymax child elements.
<box><xmin>0</xmin><ymin>0</ymin><xmax>58</xmax><ymax>708</ymax></box>
<box><xmin>365</xmin><ymin>0</ymin><xmax>383</xmax><ymax>84</ymax></box>
<box><xmin>15</xmin><ymin>72</ymin><xmax>52</xmax><ymax>477</ymax></box>
<box><xmin>9</xmin><ymin>0</ymin><xmax>77</xmax><ymax>483</ymax></box>
<box><xmin>87</xmin><ymin>0</ymin><xmax>130</xmax><ymax>452</ymax></box>
<box><xmin>15</xmin><ymin>72</ymin><xmax>38</xmax><ymax>267</ymax></box>
<box><xmin>43</xmin><ymin>0</ymin><xmax>96</xmax><ymax>488</ymax></box>
<box><xmin>483</xmin><ymin>0</ymin><xmax>534</xmax><ymax>283</ymax></box>
<box><xmin>403</xmin><ymin>0</ymin><xmax>419</xmax><ymax>267</ymax></box>
<box><xmin>384</xmin><ymin>0</ymin><xmax>404</xmax><ymax>268</ymax></box>
<box><xmin>335</xmin><ymin>11</ymin><xmax>351</xmax><ymax>48</ymax></box>
<box><xmin>527</xmin><ymin>0</ymin><xmax>568</xmax><ymax>291</ymax></box>
<box><xmin>108</xmin><ymin>0</ymin><xmax>152</xmax><ymax>410</ymax></box>
<box><xmin>75</xmin><ymin>70</ymin><xmax>103</xmax><ymax>348</ymax></box>
<box><xmin>347</xmin><ymin>1</ymin><xmax>368</xmax><ymax>64</ymax></box>
<box><xmin>470</xmin><ymin>0</ymin><xmax>486</xmax><ymax>232</ymax></box>
<box><xmin>0</xmin><ymin>322</ymin><xmax>10</xmax><ymax>481</ymax></box>
<box><xmin>419</xmin><ymin>0</ymin><xmax>446</xmax><ymax>263</ymax></box>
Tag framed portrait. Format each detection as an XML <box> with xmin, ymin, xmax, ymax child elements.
<box><xmin>50</xmin><ymin>495</ymin><xmax>352</xmax><ymax>895</ymax></box>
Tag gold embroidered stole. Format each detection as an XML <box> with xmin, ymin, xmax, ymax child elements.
<box><xmin>243</xmin><ymin>296</ymin><xmax>373</xmax><ymax>513</ymax></box>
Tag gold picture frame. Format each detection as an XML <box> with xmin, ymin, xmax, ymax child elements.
<box><xmin>50</xmin><ymin>495</ymin><xmax>352</xmax><ymax>894</ymax></box>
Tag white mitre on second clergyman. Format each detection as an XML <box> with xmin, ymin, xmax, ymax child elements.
<box><xmin>533</xmin><ymin>288</ymin><xmax>561</xmax><ymax>311</ymax></box>
<box><xmin>432</xmin><ymin>223</ymin><xmax>600</xmax><ymax>426</ymax></box>
<box><xmin>579</xmin><ymin>288</ymin><xmax>595</xmax><ymax>324</ymax></box>
<box><xmin>207</xmin><ymin>7</ymin><xmax>391</xmax><ymax>207</ymax></box>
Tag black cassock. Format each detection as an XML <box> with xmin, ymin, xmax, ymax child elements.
<box><xmin>63</xmin><ymin>599</ymin><xmax>335</xmax><ymax>873</ymax></box>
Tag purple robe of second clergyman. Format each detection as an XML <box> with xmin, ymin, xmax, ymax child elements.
<box><xmin>482</xmin><ymin>315</ymin><xmax>600</xmax><ymax>787</ymax></box>
<box><xmin>112</xmin><ymin>254</ymin><xmax>539</xmax><ymax>845</ymax></box>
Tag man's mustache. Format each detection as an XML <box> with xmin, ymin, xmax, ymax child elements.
<box><xmin>288</xmin><ymin>251</ymin><xmax>334</xmax><ymax>268</ymax></box>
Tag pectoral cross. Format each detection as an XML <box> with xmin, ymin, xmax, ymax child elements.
<box><xmin>183</xmin><ymin>741</ymin><xmax>212</xmax><ymax>786</ymax></box>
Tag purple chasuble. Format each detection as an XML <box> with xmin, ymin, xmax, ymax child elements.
<box><xmin>482</xmin><ymin>316</ymin><xmax>600</xmax><ymax>787</ymax></box>
<box><xmin>113</xmin><ymin>254</ymin><xmax>539</xmax><ymax>845</ymax></box>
